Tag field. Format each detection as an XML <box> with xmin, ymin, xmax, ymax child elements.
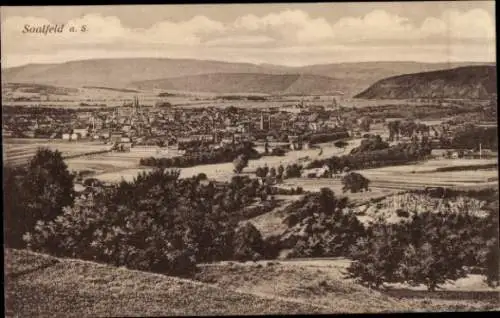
<box><xmin>5</xmin><ymin>136</ymin><xmax>498</xmax><ymax>197</ymax></box>
<box><xmin>359</xmin><ymin>159</ymin><xmax>498</xmax><ymax>190</ymax></box>
<box><xmin>2</xmin><ymin>138</ymin><xmax>112</xmax><ymax>167</ymax></box>
<box><xmin>71</xmin><ymin>140</ymin><xmax>360</xmax><ymax>183</ymax></box>
<box><xmin>275</xmin><ymin>158</ymin><xmax>498</xmax><ymax>200</ymax></box>
<box><xmin>65</xmin><ymin>147</ymin><xmax>184</xmax><ymax>175</ymax></box>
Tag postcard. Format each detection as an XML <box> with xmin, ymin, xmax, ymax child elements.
<box><xmin>2</xmin><ymin>2</ymin><xmax>498</xmax><ymax>316</ymax></box>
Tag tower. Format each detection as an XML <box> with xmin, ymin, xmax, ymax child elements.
<box><xmin>133</xmin><ymin>96</ymin><xmax>139</xmax><ymax>114</ymax></box>
<box><xmin>332</xmin><ymin>97</ymin><xmax>338</xmax><ymax>109</ymax></box>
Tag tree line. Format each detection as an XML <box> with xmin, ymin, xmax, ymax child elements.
<box><xmin>140</xmin><ymin>142</ymin><xmax>261</xmax><ymax>168</ymax></box>
<box><xmin>305</xmin><ymin>131</ymin><xmax>350</xmax><ymax>144</ymax></box>
<box><xmin>307</xmin><ymin>138</ymin><xmax>432</xmax><ymax>172</ymax></box>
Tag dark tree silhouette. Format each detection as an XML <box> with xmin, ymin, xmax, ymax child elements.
<box><xmin>233</xmin><ymin>154</ymin><xmax>249</xmax><ymax>173</ymax></box>
<box><xmin>4</xmin><ymin>148</ymin><xmax>75</xmax><ymax>247</ymax></box>
<box><xmin>342</xmin><ymin>172</ymin><xmax>370</xmax><ymax>193</ymax></box>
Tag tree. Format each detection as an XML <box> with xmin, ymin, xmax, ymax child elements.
<box><xmin>262</xmin><ymin>166</ymin><xmax>269</xmax><ymax>178</ymax></box>
<box><xmin>277</xmin><ymin>165</ymin><xmax>285</xmax><ymax>179</ymax></box>
<box><xmin>269</xmin><ymin>167</ymin><xmax>277</xmax><ymax>178</ymax></box>
<box><xmin>342</xmin><ymin>172</ymin><xmax>370</xmax><ymax>193</ymax></box>
<box><xmin>233</xmin><ymin>154</ymin><xmax>249</xmax><ymax>173</ymax></box>
<box><xmin>346</xmin><ymin>222</ymin><xmax>405</xmax><ymax>289</ymax></box>
<box><xmin>5</xmin><ymin>148</ymin><xmax>75</xmax><ymax>247</ymax></box>
<box><xmin>233</xmin><ymin>222</ymin><xmax>265</xmax><ymax>261</ymax></box>
<box><xmin>255</xmin><ymin>167</ymin><xmax>264</xmax><ymax>178</ymax></box>
<box><xmin>397</xmin><ymin>212</ymin><xmax>469</xmax><ymax>291</ymax></box>
<box><xmin>398</xmin><ymin>242</ymin><xmax>465</xmax><ymax>291</ymax></box>
<box><xmin>334</xmin><ymin>140</ymin><xmax>348</xmax><ymax>149</ymax></box>
<box><xmin>359</xmin><ymin>117</ymin><xmax>372</xmax><ymax>132</ymax></box>
<box><xmin>350</xmin><ymin>135</ymin><xmax>389</xmax><ymax>154</ymax></box>
<box><xmin>282</xmin><ymin>189</ymin><xmax>365</xmax><ymax>259</ymax></box>
<box><xmin>478</xmin><ymin>204</ymin><xmax>500</xmax><ymax>287</ymax></box>
<box><xmin>388</xmin><ymin>120</ymin><xmax>401</xmax><ymax>141</ymax></box>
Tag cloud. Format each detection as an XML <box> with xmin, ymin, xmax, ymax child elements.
<box><xmin>331</xmin><ymin>8</ymin><xmax>494</xmax><ymax>43</ymax></box>
<box><xmin>204</xmin><ymin>35</ymin><xmax>275</xmax><ymax>47</ymax></box>
<box><xmin>1</xmin><ymin>13</ymin><xmax>226</xmax><ymax>51</ymax></box>
<box><xmin>420</xmin><ymin>9</ymin><xmax>495</xmax><ymax>40</ymax></box>
<box><xmin>232</xmin><ymin>9</ymin><xmax>334</xmax><ymax>43</ymax></box>
<box><xmin>1</xmin><ymin>8</ymin><xmax>495</xmax><ymax>67</ymax></box>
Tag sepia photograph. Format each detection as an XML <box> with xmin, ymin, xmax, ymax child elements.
<box><xmin>2</xmin><ymin>1</ymin><xmax>499</xmax><ymax>316</ymax></box>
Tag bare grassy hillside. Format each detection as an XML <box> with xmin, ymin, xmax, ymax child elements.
<box><xmin>4</xmin><ymin>249</ymin><xmax>328</xmax><ymax>316</ymax></box>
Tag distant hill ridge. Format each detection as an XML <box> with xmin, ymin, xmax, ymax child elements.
<box><xmin>131</xmin><ymin>73</ymin><xmax>343</xmax><ymax>95</ymax></box>
<box><xmin>355</xmin><ymin>65</ymin><xmax>497</xmax><ymax>100</ymax></box>
<box><xmin>2</xmin><ymin>58</ymin><xmax>494</xmax><ymax>96</ymax></box>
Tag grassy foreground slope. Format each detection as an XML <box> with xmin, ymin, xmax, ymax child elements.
<box><xmin>6</xmin><ymin>249</ymin><xmax>499</xmax><ymax>316</ymax></box>
<box><xmin>5</xmin><ymin>249</ymin><xmax>328</xmax><ymax>317</ymax></box>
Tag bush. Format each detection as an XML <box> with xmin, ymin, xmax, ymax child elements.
<box><xmin>342</xmin><ymin>172</ymin><xmax>370</xmax><ymax>193</ymax></box>
<box><xmin>233</xmin><ymin>154</ymin><xmax>249</xmax><ymax>173</ymax></box>
<box><xmin>233</xmin><ymin>223</ymin><xmax>265</xmax><ymax>261</ymax></box>
<box><xmin>396</xmin><ymin>209</ymin><xmax>409</xmax><ymax>218</ymax></box>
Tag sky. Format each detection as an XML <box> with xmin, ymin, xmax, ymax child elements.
<box><xmin>0</xmin><ymin>2</ymin><xmax>496</xmax><ymax>68</ymax></box>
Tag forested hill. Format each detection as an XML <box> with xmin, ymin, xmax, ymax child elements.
<box><xmin>354</xmin><ymin>65</ymin><xmax>497</xmax><ymax>100</ymax></box>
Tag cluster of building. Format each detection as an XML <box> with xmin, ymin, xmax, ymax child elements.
<box><xmin>3</xmin><ymin>97</ymin><xmax>353</xmax><ymax>149</ymax></box>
